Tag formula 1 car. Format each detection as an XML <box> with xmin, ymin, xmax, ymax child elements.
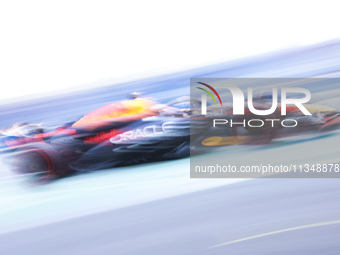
<box><xmin>0</xmin><ymin>96</ymin><xmax>198</xmax><ymax>184</ymax></box>
<box><xmin>190</xmin><ymin>99</ymin><xmax>340</xmax><ymax>147</ymax></box>
<box><xmin>195</xmin><ymin>102</ymin><xmax>340</xmax><ymax>144</ymax></box>
<box><xmin>1</xmin><ymin>95</ymin><xmax>340</xmax><ymax>184</ymax></box>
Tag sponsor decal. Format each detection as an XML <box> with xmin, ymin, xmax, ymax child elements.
<box><xmin>202</xmin><ymin>136</ymin><xmax>222</xmax><ymax>146</ymax></box>
<box><xmin>202</xmin><ymin>136</ymin><xmax>248</xmax><ymax>146</ymax></box>
<box><xmin>4</xmin><ymin>137</ymin><xmax>45</xmax><ymax>147</ymax></box>
<box><xmin>50</xmin><ymin>137</ymin><xmax>74</xmax><ymax>143</ymax></box>
<box><xmin>84</xmin><ymin>129</ymin><xmax>117</xmax><ymax>144</ymax></box>
<box><xmin>110</xmin><ymin>122</ymin><xmax>172</xmax><ymax>143</ymax></box>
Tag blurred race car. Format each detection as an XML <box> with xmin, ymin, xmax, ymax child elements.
<box><xmin>0</xmin><ymin>95</ymin><xmax>196</xmax><ymax>183</ymax></box>
<box><xmin>1</xmin><ymin>94</ymin><xmax>340</xmax><ymax>184</ymax></box>
<box><xmin>190</xmin><ymin>99</ymin><xmax>340</xmax><ymax>147</ymax></box>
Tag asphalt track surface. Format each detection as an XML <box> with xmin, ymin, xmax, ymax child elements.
<box><xmin>1</xmin><ymin>40</ymin><xmax>340</xmax><ymax>254</ymax></box>
<box><xmin>2</xmin><ymin>178</ymin><xmax>340</xmax><ymax>255</ymax></box>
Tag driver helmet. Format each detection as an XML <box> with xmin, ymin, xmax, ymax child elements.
<box><xmin>126</xmin><ymin>92</ymin><xmax>144</xmax><ymax>100</ymax></box>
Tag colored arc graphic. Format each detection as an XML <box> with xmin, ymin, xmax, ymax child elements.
<box><xmin>196</xmin><ymin>87</ymin><xmax>217</xmax><ymax>105</ymax></box>
<box><xmin>197</xmin><ymin>82</ymin><xmax>223</xmax><ymax>106</ymax></box>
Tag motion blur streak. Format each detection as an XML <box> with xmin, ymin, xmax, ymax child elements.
<box><xmin>209</xmin><ymin>220</ymin><xmax>340</xmax><ymax>248</ymax></box>
<box><xmin>1</xmin><ymin>40</ymin><xmax>340</xmax><ymax>254</ymax></box>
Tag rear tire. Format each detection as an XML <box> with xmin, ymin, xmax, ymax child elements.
<box><xmin>12</xmin><ymin>144</ymin><xmax>62</xmax><ymax>185</ymax></box>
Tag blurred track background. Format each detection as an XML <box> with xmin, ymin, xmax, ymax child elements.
<box><xmin>0</xmin><ymin>40</ymin><xmax>340</xmax><ymax>254</ymax></box>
